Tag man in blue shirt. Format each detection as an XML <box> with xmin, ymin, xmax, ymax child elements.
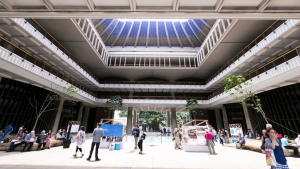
<box><xmin>0</xmin><ymin>130</ymin><xmax>4</xmax><ymax>142</ymax></box>
<box><xmin>5</xmin><ymin>124</ymin><xmax>13</xmax><ymax>135</ymax></box>
<box><xmin>238</xmin><ymin>133</ymin><xmax>246</xmax><ymax>149</ymax></box>
<box><xmin>281</xmin><ymin>135</ymin><xmax>299</xmax><ymax>156</ymax></box>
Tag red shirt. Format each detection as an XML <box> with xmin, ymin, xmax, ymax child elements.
<box><xmin>204</xmin><ymin>132</ymin><xmax>214</xmax><ymax>140</ymax></box>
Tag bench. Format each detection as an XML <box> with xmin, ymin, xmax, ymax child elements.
<box><xmin>235</xmin><ymin>143</ymin><xmax>300</xmax><ymax>157</ymax></box>
<box><xmin>0</xmin><ymin>137</ymin><xmax>63</xmax><ymax>151</ymax></box>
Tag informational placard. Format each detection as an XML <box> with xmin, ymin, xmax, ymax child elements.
<box><xmin>182</xmin><ymin>125</ymin><xmax>208</xmax><ymax>145</ymax></box>
<box><xmin>70</xmin><ymin>125</ymin><xmax>80</xmax><ymax>133</ymax></box>
<box><xmin>229</xmin><ymin>124</ymin><xmax>243</xmax><ymax>136</ymax></box>
<box><xmin>101</xmin><ymin>124</ymin><xmax>124</xmax><ymax>137</ymax></box>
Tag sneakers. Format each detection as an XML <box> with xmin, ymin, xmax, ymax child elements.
<box><xmin>95</xmin><ymin>158</ymin><xmax>101</xmax><ymax>161</ymax></box>
<box><xmin>86</xmin><ymin>158</ymin><xmax>90</xmax><ymax>161</ymax></box>
<box><xmin>134</xmin><ymin>147</ymin><xmax>137</xmax><ymax>150</ymax></box>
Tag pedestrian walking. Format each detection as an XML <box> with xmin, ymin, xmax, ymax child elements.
<box><xmin>73</xmin><ymin>126</ymin><xmax>86</xmax><ymax>158</ymax></box>
<box><xmin>205</xmin><ymin>130</ymin><xmax>217</xmax><ymax>155</ymax></box>
<box><xmin>86</xmin><ymin>124</ymin><xmax>103</xmax><ymax>161</ymax></box>
<box><xmin>138</xmin><ymin>126</ymin><xmax>144</xmax><ymax>154</ymax></box>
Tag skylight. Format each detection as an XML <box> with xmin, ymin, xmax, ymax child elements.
<box><xmin>117</xmin><ymin>19</ymin><xmax>189</xmax><ymax>22</ymax></box>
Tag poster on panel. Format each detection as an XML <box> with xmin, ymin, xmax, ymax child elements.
<box><xmin>229</xmin><ymin>124</ymin><xmax>243</xmax><ymax>136</ymax></box>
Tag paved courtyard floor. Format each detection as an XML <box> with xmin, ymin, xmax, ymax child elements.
<box><xmin>0</xmin><ymin>134</ymin><xmax>299</xmax><ymax>169</ymax></box>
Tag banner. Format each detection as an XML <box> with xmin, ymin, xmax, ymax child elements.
<box><xmin>182</xmin><ymin>126</ymin><xmax>208</xmax><ymax>145</ymax></box>
<box><xmin>229</xmin><ymin>124</ymin><xmax>243</xmax><ymax>136</ymax></box>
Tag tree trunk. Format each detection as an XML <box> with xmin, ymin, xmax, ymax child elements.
<box><xmin>32</xmin><ymin>116</ymin><xmax>39</xmax><ymax>131</ymax></box>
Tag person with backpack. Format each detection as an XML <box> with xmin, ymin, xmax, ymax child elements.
<box><xmin>138</xmin><ymin>126</ymin><xmax>145</xmax><ymax>154</ymax></box>
<box><xmin>132</xmin><ymin>125</ymin><xmax>139</xmax><ymax>150</ymax></box>
<box><xmin>73</xmin><ymin>126</ymin><xmax>86</xmax><ymax>158</ymax></box>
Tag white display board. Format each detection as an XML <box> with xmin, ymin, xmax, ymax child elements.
<box><xmin>229</xmin><ymin>124</ymin><xmax>243</xmax><ymax>136</ymax></box>
<box><xmin>68</xmin><ymin>124</ymin><xmax>80</xmax><ymax>133</ymax></box>
<box><xmin>182</xmin><ymin>125</ymin><xmax>208</xmax><ymax>145</ymax></box>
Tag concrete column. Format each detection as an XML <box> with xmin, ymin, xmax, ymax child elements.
<box><xmin>133</xmin><ymin>110</ymin><xmax>137</xmax><ymax>125</ymax></box>
<box><xmin>242</xmin><ymin>103</ymin><xmax>253</xmax><ymax>131</ymax></box>
<box><xmin>215</xmin><ymin>108</ymin><xmax>223</xmax><ymax>130</ymax></box>
<box><xmin>0</xmin><ymin>76</ymin><xmax>2</xmax><ymax>82</ymax></box>
<box><xmin>221</xmin><ymin>106</ymin><xmax>229</xmax><ymax>130</ymax></box>
<box><xmin>77</xmin><ymin>103</ymin><xmax>84</xmax><ymax>122</ymax></box>
<box><xmin>126</xmin><ymin>107</ymin><xmax>133</xmax><ymax>134</ymax></box>
<box><xmin>166</xmin><ymin>111</ymin><xmax>171</xmax><ymax>127</ymax></box>
<box><xmin>171</xmin><ymin>108</ymin><xmax>177</xmax><ymax>132</ymax></box>
<box><xmin>82</xmin><ymin>107</ymin><xmax>90</xmax><ymax>130</ymax></box>
<box><xmin>52</xmin><ymin>98</ymin><xmax>64</xmax><ymax>133</ymax></box>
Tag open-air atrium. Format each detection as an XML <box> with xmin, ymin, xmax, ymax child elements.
<box><xmin>0</xmin><ymin>0</ymin><xmax>300</xmax><ymax>169</ymax></box>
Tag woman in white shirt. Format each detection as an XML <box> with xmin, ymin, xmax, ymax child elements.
<box><xmin>73</xmin><ymin>126</ymin><xmax>86</xmax><ymax>158</ymax></box>
<box><xmin>138</xmin><ymin>126</ymin><xmax>144</xmax><ymax>154</ymax></box>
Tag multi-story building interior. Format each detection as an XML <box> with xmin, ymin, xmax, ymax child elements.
<box><xmin>0</xmin><ymin>0</ymin><xmax>300</xmax><ymax>138</ymax></box>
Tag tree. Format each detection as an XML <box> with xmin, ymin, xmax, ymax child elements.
<box><xmin>29</xmin><ymin>84</ymin><xmax>78</xmax><ymax>131</ymax></box>
<box><xmin>176</xmin><ymin>112</ymin><xmax>190</xmax><ymax>126</ymax></box>
<box><xmin>105</xmin><ymin>95</ymin><xmax>123</xmax><ymax>111</ymax></box>
<box><xmin>224</xmin><ymin>75</ymin><xmax>268</xmax><ymax>123</ymax></box>
<box><xmin>139</xmin><ymin>111</ymin><xmax>166</xmax><ymax>131</ymax></box>
<box><xmin>184</xmin><ymin>98</ymin><xmax>200</xmax><ymax>120</ymax></box>
<box><xmin>118</xmin><ymin>110</ymin><xmax>127</xmax><ymax>118</ymax></box>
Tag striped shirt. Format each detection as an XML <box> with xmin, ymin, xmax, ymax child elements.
<box><xmin>92</xmin><ymin>128</ymin><xmax>104</xmax><ymax>143</ymax></box>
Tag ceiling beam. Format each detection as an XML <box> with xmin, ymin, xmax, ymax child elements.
<box><xmin>134</xmin><ymin>21</ymin><xmax>142</xmax><ymax>47</ymax></box>
<box><xmin>122</xmin><ymin>21</ymin><xmax>134</xmax><ymax>47</ymax></box>
<box><xmin>146</xmin><ymin>21</ymin><xmax>150</xmax><ymax>47</ymax></box>
<box><xmin>133</xmin><ymin>0</ymin><xmax>137</xmax><ymax>11</ymax></box>
<box><xmin>103</xmin><ymin>20</ymin><xmax>119</xmax><ymax>43</ymax></box>
<box><xmin>257</xmin><ymin>0</ymin><xmax>270</xmax><ymax>12</ymax></box>
<box><xmin>164</xmin><ymin>21</ymin><xmax>171</xmax><ymax>48</ymax></box>
<box><xmin>1</xmin><ymin>12</ymin><xmax>300</xmax><ymax>19</ymax></box>
<box><xmin>111</xmin><ymin>22</ymin><xmax>126</xmax><ymax>47</ymax></box>
<box><xmin>186</xmin><ymin>20</ymin><xmax>203</xmax><ymax>44</ymax></box>
<box><xmin>129</xmin><ymin>0</ymin><xmax>133</xmax><ymax>11</ymax></box>
<box><xmin>200</xmin><ymin>19</ymin><xmax>212</xmax><ymax>29</ymax></box>
<box><xmin>179</xmin><ymin>21</ymin><xmax>195</xmax><ymax>48</ymax></box>
<box><xmin>156</xmin><ymin>21</ymin><xmax>159</xmax><ymax>48</ymax></box>
<box><xmin>0</xmin><ymin>0</ymin><xmax>12</xmax><ymax>11</ymax></box>
<box><xmin>94</xmin><ymin>19</ymin><xmax>105</xmax><ymax>28</ymax></box>
<box><xmin>215</xmin><ymin>0</ymin><xmax>224</xmax><ymax>12</ymax></box>
<box><xmin>191</xmin><ymin>19</ymin><xmax>208</xmax><ymax>36</ymax></box>
<box><xmin>171</xmin><ymin>21</ymin><xmax>183</xmax><ymax>48</ymax></box>
<box><xmin>172</xmin><ymin>0</ymin><xmax>179</xmax><ymax>11</ymax></box>
<box><xmin>86</xmin><ymin>0</ymin><xmax>95</xmax><ymax>11</ymax></box>
<box><xmin>42</xmin><ymin>0</ymin><xmax>54</xmax><ymax>11</ymax></box>
<box><xmin>100</xmin><ymin>19</ymin><xmax>115</xmax><ymax>36</ymax></box>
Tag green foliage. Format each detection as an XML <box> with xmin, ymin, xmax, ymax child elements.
<box><xmin>105</xmin><ymin>95</ymin><xmax>123</xmax><ymax>111</ymax></box>
<box><xmin>176</xmin><ymin>112</ymin><xmax>190</xmax><ymax>125</ymax></box>
<box><xmin>184</xmin><ymin>98</ymin><xmax>199</xmax><ymax>113</ymax></box>
<box><xmin>224</xmin><ymin>75</ymin><xmax>262</xmax><ymax>113</ymax></box>
<box><xmin>118</xmin><ymin>110</ymin><xmax>127</xmax><ymax>118</ymax></box>
<box><xmin>139</xmin><ymin>111</ymin><xmax>166</xmax><ymax>128</ymax></box>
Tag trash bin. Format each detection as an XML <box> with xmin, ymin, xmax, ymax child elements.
<box><xmin>63</xmin><ymin>139</ymin><xmax>71</xmax><ymax>148</ymax></box>
<box><xmin>231</xmin><ymin>139</ymin><xmax>238</xmax><ymax>143</ymax></box>
<box><xmin>114</xmin><ymin>143</ymin><xmax>121</xmax><ymax>150</ymax></box>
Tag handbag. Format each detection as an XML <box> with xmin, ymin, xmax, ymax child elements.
<box><xmin>172</xmin><ymin>137</ymin><xmax>175</xmax><ymax>141</ymax></box>
<box><xmin>265</xmin><ymin>149</ymin><xmax>277</xmax><ymax>166</ymax></box>
<box><xmin>260</xmin><ymin>143</ymin><xmax>265</xmax><ymax>150</ymax></box>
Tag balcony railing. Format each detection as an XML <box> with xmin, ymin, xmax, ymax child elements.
<box><xmin>27</xmin><ymin>19</ymin><xmax>100</xmax><ymax>83</ymax></box>
<box><xmin>206</xmin><ymin>20</ymin><xmax>285</xmax><ymax>84</ymax></box>
<box><xmin>208</xmin><ymin>46</ymin><xmax>300</xmax><ymax>99</ymax></box>
<box><xmin>0</xmin><ymin>35</ymin><xmax>97</xmax><ymax>97</ymax></box>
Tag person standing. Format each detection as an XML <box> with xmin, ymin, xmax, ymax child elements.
<box><xmin>265</xmin><ymin>128</ymin><xmax>289</xmax><ymax>169</ymax></box>
<box><xmin>138</xmin><ymin>126</ymin><xmax>144</xmax><ymax>154</ymax></box>
<box><xmin>205</xmin><ymin>130</ymin><xmax>217</xmax><ymax>155</ymax></box>
<box><xmin>173</xmin><ymin>128</ymin><xmax>181</xmax><ymax>149</ymax></box>
<box><xmin>132</xmin><ymin>125</ymin><xmax>139</xmax><ymax>150</ymax></box>
<box><xmin>87</xmin><ymin>124</ymin><xmax>103</xmax><ymax>161</ymax></box>
<box><xmin>73</xmin><ymin>126</ymin><xmax>86</xmax><ymax>158</ymax></box>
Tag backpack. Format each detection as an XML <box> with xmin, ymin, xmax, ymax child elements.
<box><xmin>3</xmin><ymin>137</ymin><xmax>11</xmax><ymax>143</ymax></box>
<box><xmin>142</xmin><ymin>133</ymin><xmax>146</xmax><ymax>140</ymax></box>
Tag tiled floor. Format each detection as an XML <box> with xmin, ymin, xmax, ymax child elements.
<box><xmin>0</xmin><ymin>135</ymin><xmax>299</xmax><ymax>169</ymax></box>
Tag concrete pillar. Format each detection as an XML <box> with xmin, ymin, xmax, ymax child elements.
<box><xmin>171</xmin><ymin>108</ymin><xmax>177</xmax><ymax>132</ymax></box>
<box><xmin>221</xmin><ymin>106</ymin><xmax>229</xmax><ymax>130</ymax></box>
<box><xmin>133</xmin><ymin>110</ymin><xmax>137</xmax><ymax>125</ymax></box>
<box><xmin>126</xmin><ymin>107</ymin><xmax>133</xmax><ymax>134</ymax></box>
<box><xmin>166</xmin><ymin>111</ymin><xmax>171</xmax><ymax>127</ymax></box>
<box><xmin>215</xmin><ymin>108</ymin><xmax>223</xmax><ymax>130</ymax></box>
<box><xmin>77</xmin><ymin>103</ymin><xmax>84</xmax><ymax>122</ymax></box>
<box><xmin>52</xmin><ymin>98</ymin><xmax>64</xmax><ymax>133</ymax></box>
<box><xmin>82</xmin><ymin>107</ymin><xmax>90</xmax><ymax>130</ymax></box>
<box><xmin>242</xmin><ymin>103</ymin><xmax>253</xmax><ymax>132</ymax></box>
<box><xmin>0</xmin><ymin>76</ymin><xmax>2</xmax><ymax>82</ymax></box>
